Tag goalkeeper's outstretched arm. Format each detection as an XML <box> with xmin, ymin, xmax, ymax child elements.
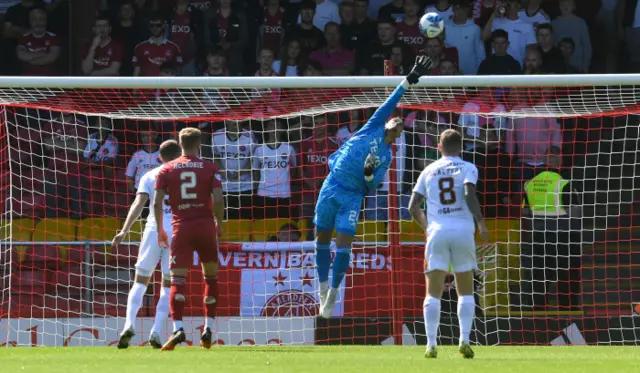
<box><xmin>359</xmin><ymin>56</ymin><xmax>433</xmax><ymax>133</ymax></box>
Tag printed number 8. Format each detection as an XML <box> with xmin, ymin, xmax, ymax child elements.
<box><xmin>180</xmin><ymin>171</ymin><xmax>197</xmax><ymax>199</ymax></box>
<box><xmin>438</xmin><ymin>177</ymin><xmax>456</xmax><ymax>205</ymax></box>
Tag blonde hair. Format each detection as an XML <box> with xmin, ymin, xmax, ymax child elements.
<box><xmin>179</xmin><ymin>127</ymin><xmax>202</xmax><ymax>151</ymax></box>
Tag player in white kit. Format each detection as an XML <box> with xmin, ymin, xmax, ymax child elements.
<box><xmin>408</xmin><ymin>129</ymin><xmax>489</xmax><ymax>359</ymax></box>
<box><xmin>112</xmin><ymin>140</ymin><xmax>182</xmax><ymax>349</ymax></box>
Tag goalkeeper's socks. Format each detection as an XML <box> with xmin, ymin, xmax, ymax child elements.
<box><xmin>170</xmin><ymin>276</ymin><xmax>187</xmax><ymax>331</ymax></box>
<box><xmin>457</xmin><ymin>295</ymin><xmax>475</xmax><ymax>344</ymax></box>
<box><xmin>331</xmin><ymin>247</ymin><xmax>351</xmax><ymax>289</ymax></box>
<box><xmin>315</xmin><ymin>243</ymin><xmax>332</xmax><ymax>284</ymax></box>
<box><xmin>151</xmin><ymin>286</ymin><xmax>170</xmax><ymax>337</ymax></box>
<box><xmin>124</xmin><ymin>282</ymin><xmax>146</xmax><ymax>330</ymax></box>
<box><xmin>424</xmin><ymin>296</ymin><xmax>441</xmax><ymax>349</ymax></box>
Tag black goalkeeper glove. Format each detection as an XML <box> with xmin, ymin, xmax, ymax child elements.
<box><xmin>406</xmin><ymin>55</ymin><xmax>433</xmax><ymax>85</ymax></box>
<box><xmin>364</xmin><ymin>154</ymin><xmax>376</xmax><ymax>182</ymax></box>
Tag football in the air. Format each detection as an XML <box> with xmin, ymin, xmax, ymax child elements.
<box><xmin>419</xmin><ymin>12</ymin><xmax>445</xmax><ymax>38</ymax></box>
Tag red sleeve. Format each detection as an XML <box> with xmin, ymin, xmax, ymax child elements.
<box><xmin>112</xmin><ymin>41</ymin><xmax>124</xmax><ymax>64</ymax></box>
<box><xmin>155</xmin><ymin>166</ymin><xmax>168</xmax><ymax>191</ymax></box>
<box><xmin>49</xmin><ymin>34</ymin><xmax>60</xmax><ymax>47</ymax></box>
<box><xmin>173</xmin><ymin>44</ymin><xmax>183</xmax><ymax>66</ymax></box>
<box><xmin>17</xmin><ymin>34</ymin><xmax>27</xmax><ymax>48</ymax></box>
<box><xmin>132</xmin><ymin>44</ymin><xmax>141</xmax><ymax>66</ymax></box>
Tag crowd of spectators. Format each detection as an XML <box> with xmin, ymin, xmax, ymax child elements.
<box><xmin>4</xmin><ymin>0</ymin><xmax>637</xmax><ymax>78</ymax></box>
<box><xmin>0</xmin><ymin>0</ymin><xmax>623</xmax><ymax>235</ymax></box>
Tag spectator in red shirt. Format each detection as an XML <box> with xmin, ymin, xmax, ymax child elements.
<box><xmin>3</xmin><ymin>0</ymin><xmax>44</xmax><ymax>74</ymax></box>
<box><xmin>42</xmin><ymin>112</ymin><xmax>89</xmax><ymax>218</ymax></box>
<box><xmin>299</xmin><ymin>115</ymin><xmax>339</xmax><ymax>225</ymax></box>
<box><xmin>309</xmin><ymin>22</ymin><xmax>354</xmax><ymax>75</ymax></box>
<box><xmin>422</xmin><ymin>36</ymin><xmax>459</xmax><ymax>74</ymax></box>
<box><xmin>395</xmin><ymin>0</ymin><xmax>424</xmax><ymax>55</ymax></box>
<box><xmin>208</xmin><ymin>0</ymin><xmax>248</xmax><ymax>76</ymax></box>
<box><xmin>16</xmin><ymin>8</ymin><xmax>60</xmax><ymax>76</ymax></box>
<box><xmin>133</xmin><ymin>13</ymin><xmax>183</xmax><ymax>76</ymax></box>
<box><xmin>81</xmin><ymin>14</ymin><xmax>124</xmax><ymax>76</ymax></box>
<box><xmin>257</xmin><ymin>0</ymin><xmax>286</xmax><ymax>58</ymax></box>
<box><xmin>166</xmin><ymin>0</ymin><xmax>205</xmax><ymax>76</ymax></box>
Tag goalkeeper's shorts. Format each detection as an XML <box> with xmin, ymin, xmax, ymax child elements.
<box><xmin>313</xmin><ymin>180</ymin><xmax>363</xmax><ymax>236</ymax></box>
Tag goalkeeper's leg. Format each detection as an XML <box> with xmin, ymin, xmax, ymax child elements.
<box><xmin>320</xmin><ymin>232</ymin><xmax>354</xmax><ymax>319</ymax></box>
<box><xmin>315</xmin><ymin>230</ymin><xmax>332</xmax><ymax>311</ymax></box>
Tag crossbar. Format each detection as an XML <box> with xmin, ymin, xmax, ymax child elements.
<box><xmin>0</xmin><ymin>74</ymin><xmax>638</xmax><ymax>89</ymax></box>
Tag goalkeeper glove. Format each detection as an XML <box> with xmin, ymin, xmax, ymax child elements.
<box><xmin>364</xmin><ymin>154</ymin><xmax>376</xmax><ymax>182</ymax></box>
<box><xmin>406</xmin><ymin>55</ymin><xmax>433</xmax><ymax>85</ymax></box>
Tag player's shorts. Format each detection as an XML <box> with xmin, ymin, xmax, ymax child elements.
<box><xmin>425</xmin><ymin>229</ymin><xmax>477</xmax><ymax>273</ymax></box>
<box><xmin>135</xmin><ymin>229</ymin><xmax>171</xmax><ymax>278</ymax></box>
<box><xmin>313</xmin><ymin>179</ymin><xmax>363</xmax><ymax>236</ymax></box>
<box><xmin>170</xmin><ymin>219</ymin><xmax>219</xmax><ymax>269</ymax></box>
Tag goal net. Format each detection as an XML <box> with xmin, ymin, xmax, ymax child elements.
<box><xmin>0</xmin><ymin>75</ymin><xmax>638</xmax><ymax>346</ymax></box>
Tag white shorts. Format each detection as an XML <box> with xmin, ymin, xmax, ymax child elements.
<box><xmin>135</xmin><ymin>229</ymin><xmax>172</xmax><ymax>277</ymax></box>
<box><xmin>425</xmin><ymin>229</ymin><xmax>477</xmax><ymax>273</ymax></box>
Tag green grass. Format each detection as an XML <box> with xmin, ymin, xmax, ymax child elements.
<box><xmin>1</xmin><ymin>346</ymin><xmax>639</xmax><ymax>373</ymax></box>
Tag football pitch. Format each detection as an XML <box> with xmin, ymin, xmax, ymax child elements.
<box><xmin>1</xmin><ymin>346</ymin><xmax>638</xmax><ymax>373</ymax></box>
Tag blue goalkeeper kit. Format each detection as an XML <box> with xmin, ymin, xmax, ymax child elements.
<box><xmin>313</xmin><ymin>82</ymin><xmax>408</xmax><ymax>237</ymax></box>
<box><xmin>314</xmin><ymin>81</ymin><xmax>408</xmax><ymax>290</ymax></box>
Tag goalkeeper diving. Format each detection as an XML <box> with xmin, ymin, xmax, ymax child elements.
<box><xmin>314</xmin><ymin>56</ymin><xmax>433</xmax><ymax>318</ymax></box>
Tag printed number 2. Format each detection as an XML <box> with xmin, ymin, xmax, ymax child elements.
<box><xmin>438</xmin><ymin>177</ymin><xmax>456</xmax><ymax>205</ymax></box>
<box><xmin>180</xmin><ymin>171</ymin><xmax>197</xmax><ymax>199</ymax></box>
<box><xmin>348</xmin><ymin>210</ymin><xmax>358</xmax><ymax>227</ymax></box>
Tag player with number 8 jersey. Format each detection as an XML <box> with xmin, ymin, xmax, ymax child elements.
<box><xmin>154</xmin><ymin>127</ymin><xmax>225</xmax><ymax>351</ymax></box>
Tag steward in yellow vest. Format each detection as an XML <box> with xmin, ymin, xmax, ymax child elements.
<box><xmin>523</xmin><ymin>171</ymin><xmax>573</xmax><ymax>218</ymax></box>
<box><xmin>519</xmin><ymin>170</ymin><xmax>582</xmax><ymax>310</ymax></box>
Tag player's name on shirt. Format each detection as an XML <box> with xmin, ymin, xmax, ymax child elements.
<box><xmin>429</xmin><ymin>164</ymin><xmax>465</xmax><ymax>176</ymax></box>
<box><xmin>172</xmin><ymin>161</ymin><xmax>204</xmax><ymax>169</ymax></box>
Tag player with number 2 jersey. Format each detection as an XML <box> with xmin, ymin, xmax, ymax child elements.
<box><xmin>154</xmin><ymin>128</ymin><xmax>224</xmax><ymax>351</ymax></box>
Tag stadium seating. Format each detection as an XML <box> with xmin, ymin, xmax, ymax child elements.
<box><xmin>31</xmin><ymin>218</ymin><xmax>79</xmax><ymax>267</ymax></box>
<box><xmin>76</xmin><ymin>217</ymin><xmax>121</xmax><ymax>242</ymax></box>
<box><xmin>356</xmin><ymin>221</ymin><xmax>387</xmax><ymax>243</ymax></box>
<box><xmin>399</xmin><ymin>220</ymin><xmax>425</xmax><ymax>242</ymax></box>
<box><xmin>220</xmin><ymin>219</ymin><xmax>252</xmax><ymax>242</ymax></box>
<box><xmin>251</xmin><ymin>219</ymin><xmax>303</xmax><ymax>242</ymax></box>
<box><xmin>1</xmin><ymin>218</ymin><xmax>35</xmax><ymax>264</ymax></box>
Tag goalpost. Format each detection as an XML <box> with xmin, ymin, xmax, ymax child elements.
<box><xmin>0</xmin><ymin>75</ymin><xmax>638</xmax><ymax>347</ymax></box>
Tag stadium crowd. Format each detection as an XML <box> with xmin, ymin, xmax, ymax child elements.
<box><xmin>0</xmin><ymin>0</ymin><xmax>615</xmax><ymax>232</ymax></box>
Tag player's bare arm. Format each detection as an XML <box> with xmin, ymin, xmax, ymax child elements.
<box><xmin>112</xmin><ymin>193</ymin><xmax>149</xmax><ymax>249</ymax></box>
<box><xmin>408</xmin><ymin>191</ymin><xmax>428</xmax><ymax>232</ymax></box>
<box><xmin>464</xmin><ymin>183</ymin><xmax>489</xmax><ymax>243</ymax></box>
<box><xmin>154</xmin><ymin>188</ymin><xmax>169</xmax><ymax>248</ymax></box>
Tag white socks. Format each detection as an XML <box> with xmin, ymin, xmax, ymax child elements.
<box><xmin>423</xmin><ymin>296</ymin><xmax>441</xmax><ymax>348</ymax></box>
<box><xmin>124</xmin><ymin>282</ymin><xmax>146</xmax><ymax>330</ymax></box>
<box><xmin>205</xmin><ymin>317</ymin><xmax>216</xmax><ymax>330</ymax></box>
<box><xmin>173</xmin><ymin>320</ymin><xmax>183</xmax><ymax>332</ymax></box>
<box><xmin>150</xmin><ymin>286</ymin><xmax>170</xmax><ymax>336</ymax></box>
<box><xmin>457</xmin><ymin>295</ymin><xmax>475</xmax><ymax>344</ymax></box>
